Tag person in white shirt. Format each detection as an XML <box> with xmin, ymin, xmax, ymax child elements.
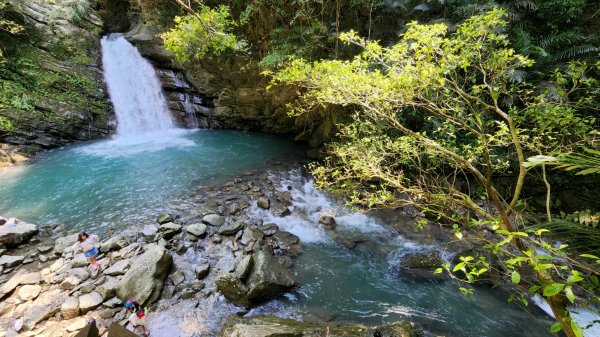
<box><xmin>69</xmin><ymin>232</ymin><xmax>100</xmax><ymax>269</ymax></box>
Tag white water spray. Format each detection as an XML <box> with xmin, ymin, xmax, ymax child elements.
<box><xmin>101</xmin><ymin>34</ymin><xmax>174</xmax><ymax>135</ymax></box>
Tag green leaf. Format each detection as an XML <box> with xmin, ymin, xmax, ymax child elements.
<box><xmin>550</xmin><ymin>322</ymin><xmax>562</xmax><ymax>333</ymax></box>
<box><xmin>434</xmin><ymin>268</ymin><xmax>443</xmax><ymax>274</ymax></box>
<box><xmin>570</xmin><ymin>319</ymin><xmax>584</xmax><ymax>337</ymax></box>
<box><xmin>567</xmin><ymin>274</ymin><xmax>584</xmax><ymax>283</ymax></box>
<box><xmin>580</xmin><ymin>254</ymin><xmax>599</xmax><ymax>259</ymax></box>
<box><xmin>565</xmin><ymin>286</ymin><xmax>575</xmax><ymax>303</ymax></box>
<box><xmin>511</xmin><ymin>271</ymin><xmax>521</xmax><ymax>284</ymax></box>
<box><xmin>543</xmin><ymin>283</ymin><xmax>565</xmax><ymax>297</ymax></box>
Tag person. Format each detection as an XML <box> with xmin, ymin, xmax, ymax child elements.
<box><xmin>69</xmin><ymin>232</ymin><xmax>101</xmax><ymax>270</ymax></box>
<box><xmin>124</xmin><ymin>300</ymin><xmax>149</xmax><ymax>336</ymax></box>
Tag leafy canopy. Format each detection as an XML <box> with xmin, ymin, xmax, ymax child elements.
<box><xmin>270</xmin><ymin>8</ymin><xmax>599</xmax><ymax>337</ymax></box>
<box><xmin>162</xmin><ymin>4</ymin><xmax>238</xmax><ymax>62</ymax></box>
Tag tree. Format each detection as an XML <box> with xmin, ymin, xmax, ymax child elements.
<box><xmin>269</xmin><ymin>9</ymin><xmax>599</xmax><ymax>337</ymax></box>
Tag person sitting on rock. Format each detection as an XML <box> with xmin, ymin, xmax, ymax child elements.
<box><xmin>125</xmin><ymin>300</ymin><xmax>150</xmax><ymax>336</ymax></box>
<box><xmin>68</xmin><ymin>232</ymin><xmax>101</xmax><ymax>270</ymax></box>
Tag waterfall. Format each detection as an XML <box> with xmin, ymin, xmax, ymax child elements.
<box><xmin>101</xmin><ymin>34</ymin><xmax>175</xmax><ymax>135</ymax></box>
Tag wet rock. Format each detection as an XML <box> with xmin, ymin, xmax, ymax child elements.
<box><xmin>318</xmin><ymin>214</ymin><xmax>337</xmax><ymax>230</ymax></box>
<box><xmin>79</xmin><ymin>291</ymin><xmax>103</xmax><ymax>313</ymax></box>
<box><xmin>0</xmin><ymin>255</ymin><xmax>24</xmax><ymax>267</ymax></box>
<box><xmin>219</xmin><ymin>221</ymin><xmax>245</xmax><ymax>236</ymax></box>
<box><xmin>202</xmin><ymin>214</ymin><xmax>225</xmax><ymax>226</ymax></box>
<box><xmin>0</xmin><ymin>221</ymin><xmax>39</xmax><ymax>248</ymax></box>
<box><xmin>233</xmin><ymin>255</ymin><xmax>253</xmax><ymax>281</ymax></box>
<box><xmin>214</xmin><ymin>273</ymin><xmax>251</xmax><ymax>308</ymax></box>
<box><xmin>61</xmin><ymin>296</ymin><xmax>81</xmax><ymax>319</ymax></box>
<box><xmin>246</xmin><ymin>250</ymin><xmax>297</xmax><ymax>303</ymax></box>
<box><xmin>273</xmin><ymin>207</ymin><xmax>292</xmax><ymax>217</ymax></box>
<box><xmin>141</xmin><ymin>225</ymin><xmax>159</xmax><ymax>242</ymax></box>
<box><xmin>116</xmin><ymin>244</ymin><xmax>172</xmax><ymax>305</ymax></box>
<box><xmin>273</xmin><ymin>231</ymin><xmax>300</xmax><ymax>251</ymax></box>
<box><xmin>105</xmin><ymin>259</ymin><xmax>130</xmax><ymax>276</ymax></box>
<box><xmin>53</xmin><ymin>233</ymin><xmax>79</xmax><ymax>255</ymax></box>
<box><xmin>195</xmin><ymin>262</ymin><xmax>210</xmax><ymax>280</ymax></box>
<box><xmin>257</xmin><ymin>197</ymin><xmax>270</xmax><ymax>209</ymax></box>
<box><xmin>159</xmin><ymin>222</ymin><xmax>182</xmax><ymax>240</ymax></box>
<box><xmin>400</xmin><ymin>251</ymin><xmax>444</xmax><ymax>270</ymax></box>
<box><xmin>217</xmin><ymin>316</ymin><xmax>424</xmax><ymax>337</ymax></box>
<box><xmin>100</xmin><ymin>236</ymin><xmax>129</xmax><ymax>253</ymax></box>
<box><xmin>186</xmin><ymin>223</ymin><xmax>207</xmax><ymax>237</ymax></box>
<box><xmin>157</xmin><ymin>213</ymin><xmax>174</xmax><ymax>224</ymax></box>
<box><xmin>170</xmin><ymin>270</ymin><xmax>185</xmax><ymax>286</ymax></box>
<box><xmin>258</xmin><ymin>224</ymin><xmax>278</xmax><ymax>236</ymax></box>
<box><xmin>18</xmin><ymin>284</ymin><xmax>41</xmax><ymax>301</ymax></box>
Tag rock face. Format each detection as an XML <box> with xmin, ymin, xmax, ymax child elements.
<box><xmin>0</xmin><ymin>0</ymin><xmax>113</xmax><ymax>164</ymax></box>
<box><xmin>116</xmin><ymin>244</ymin><xmax>172</xmax><ymax>305</ymax></box>
<box><xmin>0</xmin><ymin>221</ymin><xmax>39</xmax><ymax>247</ymax></box>
<box><xmin>217</xmin><ymin>316</ymin><xmax>424</xmax><ymax>337</ymax></box>
<box><xmin>215</xmin><ymin>250</ymin><xmax>297</xmax><ymax>308</ymax></box>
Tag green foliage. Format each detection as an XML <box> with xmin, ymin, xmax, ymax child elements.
<box><xmin>270</xmin><ymin>9</ymin><xmax>599</xmax><ymax>335</ymax></box>
<box><xmin>526</xmin><ymin>148</ymin><xmax>600</xmax><ymax>175</ymax></box>
<box><xmin>0</xmin><ymin>115</ymin><xmax>12</xmax><ymax>131</ymax></box>
<box><xmin>162</xmin><ymin>5</ymin><xmax>239</xmax><ymax>62</ymax></box>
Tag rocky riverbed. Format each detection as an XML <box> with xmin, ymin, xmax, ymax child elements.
<box><xmin>0</xmin><ymin>162</ymin><xmax>427</xmax><ymax>337</ymax></box>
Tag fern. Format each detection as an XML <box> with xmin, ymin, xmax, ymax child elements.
<box><xmin>529</xmin><ymin>219</ymin><xmax>600</xmax><ymax>255</ymax></box>
<box><xmin>556</xmin><ymin>210</ymin><xmax>600</xmax><ymax>229</ymax></box>
<box><xmin>552</xmin><ymin>45</ymin><xmax>599</xmax><ymax>62</ymax></box>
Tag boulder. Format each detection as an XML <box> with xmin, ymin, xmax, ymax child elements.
<box><xmin>100</xmin><ymin>236</ymin><xmax>129</xmax><ymax>253</ymax></box>
<box><xmin>273</xmin><ymin>231</ymin><xmax>300</xmax><ymax>251</ymax></box>
<box><xmin>0</xmin><ymin>255</ymin><xmax>24</xmax><ymax>267</ymax></box>
<box><xmin>18</xmin><ymin>284</ymin><xmax>41</xmax><ymax>301</ymax></box>
<box><xmin>246</xmin><ymin>250</ymin><xmax>297</xmax><ymax>303</ymax></box>
<box><xmin>169</xmin><ymin>270</ymin><xmax>185</xmax><ymax>286</ymax></box>
<box><xmin>23</xmin><ymin>289</ymin><xmax>64</xmax><ymax>329</ymax></box>
<box><xmin>202</xmin><ymin>214</ymin><xmax>225</xmax><ymax>226</ymax></box>
<box><xmin>116</xmin><ymin>244</ymin><xmax>172</xmax><ymax>305</ymax></box>
<box><xmin>318</xmin><ymin>214</ymin><xmax>336</xmax><ymax>230</ymax></box>
<box><xmin>400</xmin><ymin>251</ymin><xmax>444</xmax><ymax>270</ymax></box>
<box><xmin>97</xmin><ymin>277</ymin><xmax>119</xmax><ymax>300</ymax></box>
<box><xmin>60</xmin><ymin>276</ymin><xmax>82</xmax><ymax>290</ymax></box>
<box><xmin>214</xmin><ymin>272</ymin><xmax>251</xmax><ymax>308</ymax></box>
<box><xmin>257</xmin><ymin>197</ymin><xmax>270</xmax><ymax>209</ymax></box>
<box><xmin>61</xmin><ymin>296</ymin><xmax>80</xmax><ymax>319</ymax></box>
<box><xmin>54</xmin><ymin>233</ymin><xmax>79</xmax><ymax>255</ymax></box>
<box><xmin>104</xmin><ymin>260</ymin><xmax>130</xmax><ymax>276</ymax></box>
<box><xmin>157</xmin><ymin>213</ymin><xmax>174</xmax><ymax>224</ymax></box>
<box><xmin>195</xmin><ymin>262</ymin><xmax>210</xmax><ymax>280</ymax></box>
<box><xmin>159</xmin><ymin>222</ymin><xmax>182</xmax><ymax>239</ymax></box>
<box><xmin>186</xmin><ymin>223</ymin><xmax>207</xmax><ymax>237</ymax></box>
<box><xmin>233</xmin><ymin>255</ymin><xmax>253</xmax><ymax>281</ymax></box>
<box><xmin>71</xmin><ymin>253</ymin><xmax>89</xmax><ymax>268</ymax></box>
<box><xmin>0</xmin><ymin>221</ymin><xmax>39</xmax><ymax>247</ymax></box>
<box><xmin>257</xmin><ymin>224</ymin><xmax>278</xmax><ymax>236</ymax></box>
<box><xmin>37</xmin><ymin>246</ymin><xmax>53</xmax><ymax>254</ymax></box>
<box><xmin>0</xmin><ymin>270</ymin><xmax>42</xmax><ymax>299</ymax></box>
<box><xmin>79</xmin><ymin>291</ymin><xmax>103</xmax><ymax>313</ymax></box>
<box><xmin>219</xmin><ymin>221</ymin><xmax>244</xmax><ymax>236</ymax></box>
<box><xmin>217</xmin><ymin>316</ymin><xmax>424</xmax><ymax>337</ymax></box>
<box><xmin>141</xmin><ymin>225</ymin><xmax>159</xmax><ymax>242</ymax></box>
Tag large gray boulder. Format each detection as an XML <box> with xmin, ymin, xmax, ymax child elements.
<box><xmin>100</xmin><ymin>236</ymin><xmax>129</xmax><ymax>253</ymax></box>
<box><xmin>246</xmin><ymin>250</ymin><xmax>297</xmax><ymax>303</ymax></box>
<box><xmin>217</xmin><ymin>316</ymin><xmax>424</xmax><ymax>337</ymax></box>
<box><xmin>0</xmin><ymin>221</ymin><xmax>38</xmax><ymax>247</ymax></box>
<box><xmin>116</xmin><ymin>244</ymin><xmax>172</xmax><ymax>305</ymax></box>
<box><xmin>215</xmin><ymin>250</ymin><xmax>297</xmax><ymax>308</ymax></box>
<box><xmin>53</xmin><ymin>233</ymin><xmax>79</xmax><ymax>255</ymax></box>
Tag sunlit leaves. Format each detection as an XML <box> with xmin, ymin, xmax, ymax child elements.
<box><xmin>162</xmin><ymin>5</ymin><xmax>238</xmax><ymax>62</ymax></box>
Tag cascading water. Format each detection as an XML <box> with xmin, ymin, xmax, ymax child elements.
<box><xmin>101</xmin><ymin>34</ymin><xmax>174</xmax><ymax>135</ymax></box>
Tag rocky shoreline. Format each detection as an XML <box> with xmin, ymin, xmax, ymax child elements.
<box><xmin>0</xmin><ymin>163</ymin><xmax>427</xmax><ymax>337</ymax></box>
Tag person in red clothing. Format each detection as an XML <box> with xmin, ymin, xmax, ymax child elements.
<box><xmin>124</xmin><ymin>300</ymin><xmax>149</xmax><ymax>336</ymax></box>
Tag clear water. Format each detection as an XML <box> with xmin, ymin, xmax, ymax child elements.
<box><xmin>0</xmin><ymin>130</ymin><xmax>304</xmax><ymax>232</ymax></box>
